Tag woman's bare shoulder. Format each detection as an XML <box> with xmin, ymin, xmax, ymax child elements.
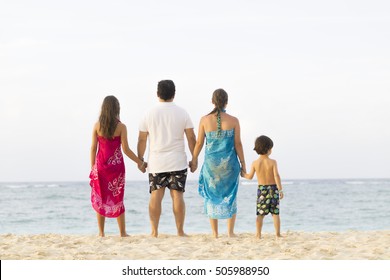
<box><xmin>116</xmin><ymin>122</ymin><xmax>127</xmax><ymax>135</ymax></box>
<box><xmin>225</xmin><ymin>113</ymin><xmax>238</xmax><ymax>121</ymax></box>
<box><xmin>200</xmin><ymin>114</ymin><xmax>214</xmax><ymax>123</ymax></box>
<box><xmin>200</xmin><ymin>114</ymin><xmax>208</xmax><ymax>121</ymax></box>
<box><xmin>93</xmin><ymin>122</ymin><xmax>100</xmax><ymax>131</ymax></box>
<box><xmin>224</xmin><ymin>114</ymin><xmax>239</xmax><ymax>127</ymax></box>
<box><xmin>117</xmin><ymin>122</ymin><xmax>126</xmax><ymax>128</ymax></box>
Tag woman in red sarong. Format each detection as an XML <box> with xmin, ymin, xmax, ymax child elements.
<box><xmin>90</xmin><ymin>96</ymin><xmax>146</xmax><ymax>237</ymax></box>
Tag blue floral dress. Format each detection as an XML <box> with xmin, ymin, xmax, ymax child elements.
<box><xmin>198</xmin><ymin>128</ymin><xmax>240</xmax><ymax>219</ymax></box>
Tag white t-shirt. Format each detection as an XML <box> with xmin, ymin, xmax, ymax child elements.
<box><xmin>139</xmin><ymin>102</ymin><xmax>194</xmax><ymax>173</ymax></box>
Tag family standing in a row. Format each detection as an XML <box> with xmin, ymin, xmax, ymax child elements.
<box><xmin>89</xmin><ymin>80</ymin><xmax>284</xmax><ymax>239</ymax></box>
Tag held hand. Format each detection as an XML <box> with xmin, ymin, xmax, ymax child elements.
<box><xmin>137</xmin><ymin>161</ymin><xmax>147</xmax><ymax>173</ymax></box>
<box><xmin>189</xmin><ymin>159</ymin><xmax>198</xmax><ymax>173</ymax></box>
<box><xmin>143</xmin><ymin>162</ymin><xmax>148</xmax><ymax>173</ymax></box>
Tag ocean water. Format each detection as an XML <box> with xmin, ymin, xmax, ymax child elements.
<box><xmin>0</xmin><ymin>179</ymin><xmax>390</xmax><ymax>235</ymax></box>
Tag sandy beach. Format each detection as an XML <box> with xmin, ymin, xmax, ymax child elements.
<box><xmin>1</xmin><ymin>231</ymin><xmax>389</xmax><ymax>260</ymax></box>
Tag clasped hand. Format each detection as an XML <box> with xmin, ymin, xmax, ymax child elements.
<box><xmin>188</xmin><ymin>159</ymin><xmax>198</xmax><ymax>173</ymax></box>
<box><xmin>137</xmin><ymin>161</ymin><xmax>147</xmax><ymax>173</ymax></box>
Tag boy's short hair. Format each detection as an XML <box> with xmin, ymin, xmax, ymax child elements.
<box><xmin>254</xmin><ymin>135</ymin><xmax>274</xmax><ymax>155</ymax></box>
<box><xmin>157</xmin><ymin>80</ymin><xmax>175</xmax><ymax>100</ymax></box>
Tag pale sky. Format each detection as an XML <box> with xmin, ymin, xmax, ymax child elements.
<box><xmin>1</xmin><ymin>0</ymin><xmax>389</xmax><ymax>182</ymax></box>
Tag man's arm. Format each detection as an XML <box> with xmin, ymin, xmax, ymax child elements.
<box><xmin>137</xmin><ymin>131</ymin><xmax>148</xmax><ymax>160</ymax></box>
<box><xmin>184</xmin><ymin>128</ymin><xmax>196</xmax><ymax>156</ymax></box>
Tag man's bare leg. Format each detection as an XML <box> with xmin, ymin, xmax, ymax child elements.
<box><xmin>170</xmin><ymin>189</ymin><xmax>187</xmax><ymax>236</ymax></box>
<box><xmin>149</xmin><ymin>187</ymin><xmax>165</xmax><ymax>237</ymax></box>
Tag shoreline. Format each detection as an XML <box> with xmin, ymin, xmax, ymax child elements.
<box><xmin>1</xmin><ymin>230</ymin><xmax>390</xmax><ymax>260</ymax></box>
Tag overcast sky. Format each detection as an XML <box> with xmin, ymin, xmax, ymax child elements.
<box><xmin>1</xmin><ymin>0</ymin><xmax>389</xmax><ymax>182</ymax></box>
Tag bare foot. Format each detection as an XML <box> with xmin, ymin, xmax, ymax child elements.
<box><xmin>151</xmin><ymin>232</ymin><xmax>158</xmax><ymax>238</ymax></box>
<box><xmin>256</xmin><ymin>234</ymin><xmax>261</xmax><ymax>239</ymax></box>
<box><xmin>99</xmin><ymin>233</ymin><xmax>105</xmax><ymax>237</ymax></box>
<box><xmin>177</xmin><ymin>229</ymin><xmax>188</xmax><ymax>237</ymax></box>
<box><xmin>120</xmin><ymin>233</ymin><xmax>130</xmax><ymax>237</ymax></box>
<box><xmin>228</xmin><ymin>233</ymin><xmax>238</xmax><ymax>238</ymax></box>
<box><xmin>212</xmin><ymin>232</ymin><xmax>218</xmax><ymax>239</ymax></box>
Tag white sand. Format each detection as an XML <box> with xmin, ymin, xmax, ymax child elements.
<box><xmin>1</xmin><ymin>231</ymin><xmax>389</xmax><ymax>260</ymax></box>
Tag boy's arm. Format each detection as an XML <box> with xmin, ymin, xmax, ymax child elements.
<box><xmin>273</xmin><ymin>160</ymin><xmax>284</xmax><ymax>199</ymax></box>
<box><xmin>241</xmin><ymin>162</ymin><xmax>255</xmax><ymax>180</ymax></box>
<box><xmin>233</xmin><ymin>118</ymin><xmax>246</xmax><ymax>173</ymax></box>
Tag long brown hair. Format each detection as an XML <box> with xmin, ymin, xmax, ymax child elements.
<box><xmin>208</xmin><ymin>89</ymin><xmax>228</xmax><ymax>135</ymax></box>
<box><xmin>99</xmin><ymin>95</ymin><xmax>120</xmax><ymax>139</ymax></box>
<box><xmin>208</xmin><ymin>88</ymin><xmax>228</xmax><ymax>115</ymax></box>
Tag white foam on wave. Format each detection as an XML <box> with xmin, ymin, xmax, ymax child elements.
<box><xmin>283</xmin><ymin>181</ymin><xmax>294</xmax><ymax>185</ymax></box>
<box><xmin>345</xmin><ymin>181</ymin><xmax>364</xmax><ymax>185</ymax></box>
<box><xmin>240</xmin><ymin>181</ymin><xmax>257</xmax><ymax>186</ymax></box>
<box><xmin>1</xmin><ymin>183</ymin><xmax>61</xmax><ymax>189</ymax></box>
<box><xmin>1</xmin><ymin>184</ymin><xmax>29</xmax><ymax>189</ymax></box>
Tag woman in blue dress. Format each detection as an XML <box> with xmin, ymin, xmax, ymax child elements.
<box><xmin>190</xmin><ymin>89</ymin><xmax>246</xmax><ymax>238</ymax></box>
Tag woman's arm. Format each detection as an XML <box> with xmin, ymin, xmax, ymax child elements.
<box><xmin>233</xmin><ymin>118</ymin><xmax>246</xmax><ymax>173</ymax></box>
<box><xmin>90</xmin><ymin>123</ymin><xmax>98</xmax><ymax>168</ymax></box>
<box><xmin>189</xmin><ymin>117</ymin><xmax>206</xmax><ymax>172</ymax></box>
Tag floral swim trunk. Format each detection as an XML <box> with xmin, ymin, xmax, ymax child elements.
<box><xmin>149</xmin><ymin>169</ymin><xmax>188</xmax><ymax>193</ymax></box>
<box><xmin>256</xmin><ymin>184</ymin><xmax>280</xmax><ymax>216</ymax></box>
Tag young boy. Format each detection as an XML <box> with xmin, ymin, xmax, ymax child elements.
<box><xmin>241</xmin><ymin>135</ymin><xmax>284</xmax><ymax>239</ymax></box>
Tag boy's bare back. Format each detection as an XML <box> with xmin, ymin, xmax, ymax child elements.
<box><xmin>253</xmin><ymin>156</ymin><xmax>278</xmax><ymax>185</ymax></box>
<box><xmin>243</xmin><ymin>152</ymin><xmax>282</xmax><ymax>193</ymax></box>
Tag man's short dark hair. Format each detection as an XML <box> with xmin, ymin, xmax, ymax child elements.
<box><xmin>157</xmin><ymin>80</ymin><xmax>175</xmax><ymax>101</ymax></box>
<box><xmin>254</xmin><ymin>135</ymin><xmax>274</xmax><ymax>155</ymax></box>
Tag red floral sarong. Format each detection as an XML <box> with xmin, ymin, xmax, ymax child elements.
<box><xmin>89</xmin><ymin>136</ymin><xmax>125</xmax><ymax>218</ymax></box>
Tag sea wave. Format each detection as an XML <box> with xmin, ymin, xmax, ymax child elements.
<box><xmin>0</xmin><ymin>183</ymin><xmax>62</xmax><ymax>189</ymax></box>
<box><xmin>0</xmin><ymin>184</ymin><xmax>30</xmax><ymax>189</ymax></box>
<box><xmin>345</xmin><ymin>180</ymin><xmax>389</xmax><ymax>185</ymax></box>
<box><xmin>240</xmin><ymin>181</ymin><xmax>294</xmax><ymax>186</ymax></box>
<box><xmin>240</xmin><ymin>181</ymin><xmax>257</xmax><ymax>186</ymax></box>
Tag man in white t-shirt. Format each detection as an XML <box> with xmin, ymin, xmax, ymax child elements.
<box><xmin>137</xmin><ymin>80</ymin><xmax>196</xmax><ymax>237</ymax></box>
